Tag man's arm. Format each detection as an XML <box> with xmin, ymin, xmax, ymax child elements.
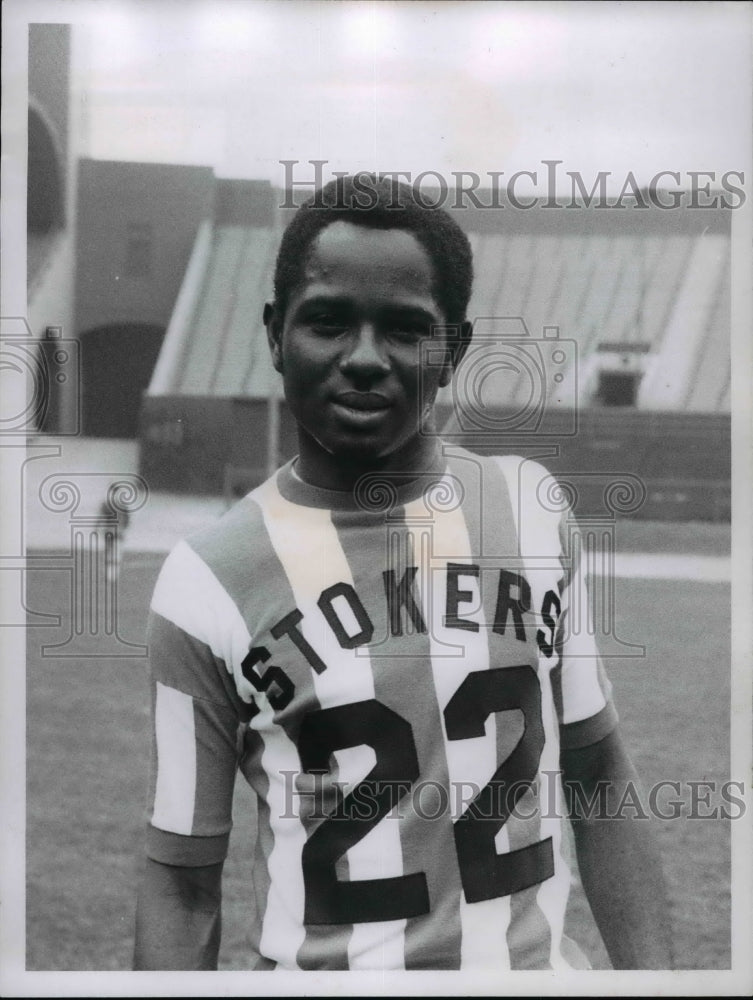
<box><xmin>136</xmin><ymin>541</ymin><xmax>248</xmax><ymax>970</ymax></box>
<box><xmin>133</xmin><ymin>857</ymin><xmax>224</xmax><ymax>970</ymax></box>
<box><xmin>561</xmin><ymin>726</ymin><xmax>674</xmax><ymax>969</ymax></box>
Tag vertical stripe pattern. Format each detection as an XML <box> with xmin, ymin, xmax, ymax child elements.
<box><xmin>332</xmin><ymin>507</ymin><xmax>463</xmax><ymax>969</ymax></box>
<box><xmin>449</xmin><ymin>451</ymin><xmax>554</xmax><ymax>970</ymax></box>
<box><xmin>255</xmin><ymin>477</ymin><xmax>409</xmax><ymax>970</ymax></box>
<box><xmin>405</xmin><ymin>470</ymin><xmax>512</xmax><ymax>970</ymax></box>
<box><xmin>494</xmin><ymin>454</ymin><xmax>574</xmax><ymax>968</ymax></box>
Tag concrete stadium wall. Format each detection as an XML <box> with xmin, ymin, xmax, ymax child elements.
<box><xmin>74</xmin><ymin>161</ymin><xmax>215</xmax><ymax>437</ymax></box>
<box><xmin>439</xmin><ymin>404</ymin><xmax>730</xmax><ymax>521</ymax></box>
<box><xmin>139</xmin><ymin>396</ymin><xmax>236</xmax><ymax>494</ymax></box>
<box><xmin>140</xmin><ymin>395</ymin><xmax>729</xmax><ymax>521</ymax></box>
<box><xmin>215</xmin><ymin>179</ymin><xmax>276</xmax><ymax>227</ymax></box>
<box><xmin>139</xmin><ymin>395</ymin><xmax>297</xmax><ymax>495</ymax></box>
<box><xmin>75</xmin><ymin>160</ymin><xmax>214</xmax><ymax>335</ymax></box>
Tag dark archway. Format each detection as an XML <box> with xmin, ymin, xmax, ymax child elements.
<box><xmin>81</xmin><ymin>323</ymin><xmax>166</xmax><ymax>438</ymax></box>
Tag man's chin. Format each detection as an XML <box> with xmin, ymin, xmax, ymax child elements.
<box><xmin>326</xmin><ymin>437</ymin><xmax>392</xmax><ymax>464</ymax></box>
<box><xmin>323</xmin><ymin>431</ymin><xmax>435</xmax><ymax>470</ymax></box>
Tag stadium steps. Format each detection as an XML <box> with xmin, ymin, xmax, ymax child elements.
<box><xmin>489</xmin><ymin>235</ymin><xmax>515</xmax><ymax>317</ymax></box>
<box><xmin>242</xmin><ymin>236</ymin><xmax>280</xmax><ymax>398</ymax></box>
<box><xmin>553</xmin><ymin>235</ymin><xmax>616</xmax><ymax>409</ymax></box>
<box><xmin>576</xmin><ymin>234</ymin><xmax>630</xmax><ymax>358</ymax></box>
<box><xmin>638</xmin><ymin>233</ymin><xmax>728</xmax><ymax>410</ymax></box>
<box><xmin>494</xmin><ymin>234</ymin><xmax>535</xmax><ymax>316</ymax></box>
<box><xmin>156</xmin><ymin>224</ymin><xmax>279</xmax><ymax>399</ymax></box>
<box><xmin>634</xmin><ymin>234</ymin><xmax>694</xmax><ymax>350</ymax></box>
<box><xmin>466</xmin><ymin>234</ymin><xmax>506</xmax><ymax>322</ymax></box>
<box><xmin>212</xmin><ymin>228</ymin><xmax>276</xmax><ymax>396</ymax></box>
<box><xmin>178</xmin><ymin>226</ymin><xmax>249</xmax><ymax>394</ymax></box>
<box><xmin>449</xmin><ymin>227</ymin><xmax>728</xmax><ymax>417</ymax></box>
<box><xmin>541</xmin><ymin>235</ymin><xmax>602</xmax><ymax>405</ymax></box>
<box><xmin>544</xmin><ymin>235</ymin><xmax>600</xmax><ymax>338</ymax></box>
<box><xmin>507</xmin><ymin>236</ymin><xmax>569</xmax><ymax>411</ymax></box>
<box><xmin>684</xmin><ymin>240</ymin><xmax>730</xmax><ymax>412</ymax></box>
<box><xmin>517</xmin><ymin>234</ymin><xmax>565</xmax><ymax>331</ymax></box>
<box><xmin>467</xmin><ymin>235</ymin><xmax>570</xmax><ymax>412</ymax></box>
<box><xmin>599</xmin><ymin>235</ymin><xmax>653</xmax><ymax>343</ymax></box>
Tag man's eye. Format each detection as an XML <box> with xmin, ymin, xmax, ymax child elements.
<box><xmin>389</xmin><ymin>323</ymin><xmax>427</xmax><ymax>340</ymax></box>
<box><xmin>309</xmin><ymin>316</ymin><xmax>348</xmax><ymax>334</ymax></box>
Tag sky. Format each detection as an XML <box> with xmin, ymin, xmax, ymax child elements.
<box><xmin>53</xmin><ymin>0</ymin><xmax>751</xmax><ymax>193</ymax></box>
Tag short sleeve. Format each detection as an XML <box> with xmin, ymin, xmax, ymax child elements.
<box><xmin>491</xmin><ymin>454</ymin><xmax>619</xmax><ymax>752</ymax></box>
<box><xmin>143</xmin><ymin>545</ymin><xmax>252</xmax><ymax>867</ymax></box>
<box><xmin>551</xmin><ymin>512</ymin><xmax>619</xmax><ymax>750</ymax></box>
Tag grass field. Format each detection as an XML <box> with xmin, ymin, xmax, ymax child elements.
<box><xmin>25</xmin><ymin>524</ymin><xmax>732</xmax><ymax>971</ymax></box>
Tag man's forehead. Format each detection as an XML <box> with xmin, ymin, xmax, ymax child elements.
<box><xmin>301</xmin><ymin>220</ymin><xmax>434</xmax><ymax>283</ymax></box>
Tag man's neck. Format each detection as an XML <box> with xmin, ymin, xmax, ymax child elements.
<box><xmin>295</xmin><ymin>433</ymin><xmax>443</xmax><ymax>493</ymax></box>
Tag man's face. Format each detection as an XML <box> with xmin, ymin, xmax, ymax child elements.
<box><xmin>267</xmin><ymin>221</ymin><xmax>455</xmax><ymax>480</ymax></box>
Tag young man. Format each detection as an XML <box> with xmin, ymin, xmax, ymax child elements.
<box><xmin>134</xmin><ymin>176</ymin><xmax>673</xmax><ymax>971</ymax></box>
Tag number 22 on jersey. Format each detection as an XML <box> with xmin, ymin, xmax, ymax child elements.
<box><xmin>294</xmin><ymin>664</ymin><xmax>555</xmax><ymax>925</ymax></box>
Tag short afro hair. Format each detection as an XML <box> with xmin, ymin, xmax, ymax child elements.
<box><xmin>271</xmin><ymin>174</ymin><xmax>474</xmax><ymax>329</ymax></box>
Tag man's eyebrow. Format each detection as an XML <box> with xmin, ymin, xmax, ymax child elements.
<box><xmin>293</xmin><ymin>294</ymin><xmax>352</xmax><ymax>312</ymax></box>
<box><xmin>292</xmin><ymin>296</ymin><xmax>439</xmax><ymax>321</ymax></box>
<box><xmin>380</xmin><ymin>303</ymin><xmax>436</xmax><ymax>316</ymax></box>
<box><xmin>377</xmin><ymin>305</ymin><xmax>447</xmax><ymax>331</ymax></box>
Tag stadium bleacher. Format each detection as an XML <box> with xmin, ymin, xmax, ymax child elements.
<box><xmin>154</xmin><ymin>224</ymin><xmax>279</xmax><ymax>400</ymax></box>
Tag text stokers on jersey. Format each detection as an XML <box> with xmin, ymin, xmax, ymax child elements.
<box><xmin>241</xmin><ymin>564</ymin><xmax>560</xmax><ymax>710</ymax></box>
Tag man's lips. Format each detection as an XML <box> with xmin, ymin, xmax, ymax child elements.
<box><xmin>330</xmin><ymin>392</ymin><xmax>393</xmax><ymax>430</ymax></box>
<box><xmin>332</xmin><ymin>392</ymin><xmax>391</xmax><ymax>412</ymax></box>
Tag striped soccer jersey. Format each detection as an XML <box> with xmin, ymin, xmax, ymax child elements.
<box><xmin>145</xmin><ymin>445</ymin><xmax>617</xmax><ymax>971</ymax></box>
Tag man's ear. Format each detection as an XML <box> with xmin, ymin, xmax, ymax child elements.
<box><xmin>264</xmin><ymin>301</ymin><xmax>284</xmax><ymax>374</ymax></box>
<box><xmin>438</xmin><ymin>320</ymin><xmax>472</xmax><ymax>387</ymax></box>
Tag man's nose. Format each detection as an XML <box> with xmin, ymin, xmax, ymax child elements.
<box><xmin>339</xmin><ymin>324</ymin><xmax>390</xmax><ymax>378</ymax></box>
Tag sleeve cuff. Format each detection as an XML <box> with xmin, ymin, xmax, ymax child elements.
<box><xmin>146</xmin><ymin>825</ymin><xmax>230</xmax><ymax>867</ymax></box>
<box><xmin>559</xmin><ymin>699</ymin><xmax>619</xmax><ymax>751</ymax></box>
